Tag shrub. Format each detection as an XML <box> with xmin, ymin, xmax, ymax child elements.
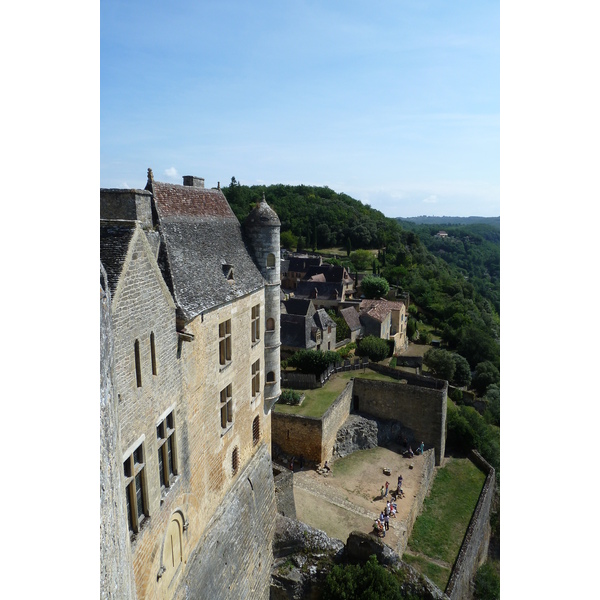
<box><xmin>389</xmin><ymin>357</ymin><xmax>397</xmax><ymax>368</ymax></box>
<box><xmin>483</xmin><ymin>384</ymin><xmax>500</xmax><ymax>426</ymax></box>
<box><xmin>287</xmin><ymin>349</ymin><xmax>339</xmax><ymax>374</ymax></box>
<box><xmin>472</xmin><ymin>361</ymin><xmax>500</xmax><ymax>396</ymax></box>
<box><xmin>357</xmin><ymin>335</ymin><xmax>391</xmax><ymax>363</ymax></box>
<box><xmin>451</xmin><ymin>353</ymin><xmax>472</xmax><ymax>387</ymax></box>
<box><xmin>423</xmin><ymin>348</ymin><xmax>456</xmax><ymax>381</ymax></box>
<box><xmin>279</xmin><ymin>389</ymin><xmax>302</xmax><ymax>405</ymax></box>
<box><xmin>474</xmin><ymin>561</ymin><xmax>500</xmax><ymax>600</ymax></box>
<box><xmin>361</xmin><ymin>275</ymin><xmax>390</xmax><ymax>299</ymax></box>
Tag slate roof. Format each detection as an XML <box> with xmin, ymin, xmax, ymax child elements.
<box><xmin>340</xmin><ymin>306</ymin><xmax>362</xmax><ymax>332</ymax></box>
<box><xmin>150</xmin><ymin>181</ymin><xmax>264</xmax><ymax>321</ymax></box>
<box><xmin>304</xmin><ymin>265</ymin><xmax>352</xmax><ymax>284</ymax></box>
<box><xmin>244</xmin><ymin>195</ymin><xmax>281</xmax><ymax>228</ymax></box>
<box><xmin>282</xmin><ymin>298</ymin><xmax>314</xmax><ymax>316</ymax></box>
<box><xmin>280</xmin><ymin>313</ymin><xmax>316</xmax><ymax>349</ymax></box>
<box><xmin>99</xmin><ymin>221</ymin><xmax>136</xmax><ymax>296</ymax></box>
<box><xmin>295</xmin><ymin>280</ymin><xmax>344</xmax><ymax>300</ymax></box>
<box><xmin>359</xmin><ymin>299</ymin><xmax>405</xmax><ymax>323</ymax></box>
<box><xmin>288</xmin><ymin>256</ymin><xmax>322</xmax><ymax>272</ymax></box>
<box><xmin>314</xmin><ymin>309</ymin><xmax>336</xmax><ymax>330</ymax></box>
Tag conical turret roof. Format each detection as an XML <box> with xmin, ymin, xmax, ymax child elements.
<box><xmin>244</xmin><ymin>193</ymin><xmax>281</xmax><ymax>228</ymax></box>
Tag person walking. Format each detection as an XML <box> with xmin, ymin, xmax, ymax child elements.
<box><xmin>384</xmin><ymin>514</ymin><xmax>390</xmax><ymax>530</ymax></box>
<box><xmin>385</xmin><ymin>481</ymin><xmax>389</xmax><ymax>496</ymax></box>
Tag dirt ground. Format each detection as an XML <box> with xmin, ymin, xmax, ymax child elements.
<box><xmin>293</xmin><ymin>445</ymin><xmax>427</xmax><ymax>550</ymax></box>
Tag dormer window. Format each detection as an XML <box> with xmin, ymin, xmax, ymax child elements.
<box><xmin>222</xmin><ymin>263</ymin><xmax>234</xmax><ymax>281</ymax></box>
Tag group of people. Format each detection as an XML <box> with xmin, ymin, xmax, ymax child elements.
<box><xmin>403</xmin><ymin>441</ymin><xmax>425</xmax><ymax>459</ymax></box>
<box><xmin>373</xmin><ymin>500</ymin><xmax>398</xmax><ymax>537</ymax></box>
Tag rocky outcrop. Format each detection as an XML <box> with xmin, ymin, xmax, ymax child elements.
<box><xmin>271</xmin><ymin>515</ymin><xmax>344</xmax><ymax>599</ymax></box>
<box><xmin>333</xmin><ymin>414</ymin><xmax>415</xmax><ymax>458</ymax></box>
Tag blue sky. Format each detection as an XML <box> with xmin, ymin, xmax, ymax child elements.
<box><xmin>101</xmin><ymin>0</ymin><xmax>499</xmax><ymax>217</ymax></box>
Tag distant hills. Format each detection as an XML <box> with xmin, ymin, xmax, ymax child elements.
<box><xmin>397</xmin><ymin>216</ymin><xmax>500</xmax><ymax>228</ymax></box>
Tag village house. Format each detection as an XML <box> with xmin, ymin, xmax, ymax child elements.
<box><xmin>280</xmin><ymin>297</ymin><xmax>337</xmax><ymax>355</ymax></box>
<box><xmin>359</xmin><ymin>298</ymin><xmax>408</xmax><ymax>354</ymax></box>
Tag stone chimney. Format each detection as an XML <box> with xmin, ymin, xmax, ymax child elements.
<box><xmin>182</xmin><ymin>176</ymin><xmax>205</xmax><ymax>188</ymax></box>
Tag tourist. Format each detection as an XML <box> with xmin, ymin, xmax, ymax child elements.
<box><xmin>417</xmin><ymin>441</ymin><xmax>425</xmax><ymax>455</ymax></box>
<box><xmin>385</xmin><ymin>481</ymin><xmax>389</xmax><ymax>496</ymax></box>
<box><xmin>384</xmin><ymin>514</ymin><xmax>390</xmax><ymax>530</ymax></box>
<box><xmin>380</xmin><ymin>485</ymin><xmax>385</xmax><ymax>498</ymax></box>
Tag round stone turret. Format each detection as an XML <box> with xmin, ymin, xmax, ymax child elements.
<box><xmin>244</xmin><ymin>194</ymin><xmax>281</xmax><ymax>413</ymax></box>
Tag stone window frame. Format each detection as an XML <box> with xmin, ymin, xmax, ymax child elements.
<box><xmin>150</xmin><ymin>331</ymin><xmax>158</xmax><ymax>376</ymax></box>
<box><xmin>134</xmin><ymin>339</ymin><xmax>142</xmax><ymax>387</ymax></box>
<box><xmin>251</xmin><ymin>304</ymin><xmax>260</xmax><ymax>344</ymax></box>
<box><xmin>266</xmin><ymin>317</ymin><xmax>275</xmax><ymax>332</ymax></box>
<box><xmin>232</xmin><ymin>446</ymin><xmax>240</xmax><ymax>476</ymax></box>
<box><xmin>219</xmin><ymin>319</ymin><xmax>232</xmax><ymax>366</ymax></box>
<box><xmin>266</xmin><ymin>371</ymin><xmax>276</xmax><ymax>383</ymax></box>
<box><xmin>220</xmin><ymin>383</ymin><xmax>233</xmax><ymax>432</ymax></box>
<box><xmin>266</xmin><ymin>253</ymin><xmax>276</xmax><ymax>269</ymax></box>
<box><xmin>156</xmin><ymin>408</ymin><xmax>178</xmax><ymax>490</ymax></box>
<box><xmin>123</xmin><ymin>437</ymin><xmax>148</xmax><ymax>534</ymax></box>
<box><xmin>252</xmin><ymin>416</ymin><xmax>260</xmax><ymax>446</ymax></box>
<box><xmin>251</xmin><ymin>359</ymin><xmax>260</xmax><ymax>400</ymax></box>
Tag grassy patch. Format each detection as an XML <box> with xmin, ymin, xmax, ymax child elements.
<box><xmin>402</xmin><ymin>554</ymin><xmax>451</xmax><ymax>592</ymax></box>
<box><xmin>408</xmin><ymin>458</ymin><xmax>485</xmax><ymax>565</ymax></box>
<box><xmin>273</xmin><ymin>369</ymin><xmax>401</xmax><ymax>418</ymax></box>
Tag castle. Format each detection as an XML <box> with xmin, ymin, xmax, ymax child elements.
<box><xmin>100</xmin><ymin>170</ymin><xmax>281</xmax><ymax>600</ymax></box>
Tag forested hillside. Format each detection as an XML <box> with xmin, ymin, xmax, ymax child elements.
<box><xmin>223</xmin><ymin>178</ymin><xmax>499</xmax><ymax>371</ymax></box>
<box><xmin>398</xmin><ymin>216</ymin><xmax>500</xmax><ymax>228</ymax></box>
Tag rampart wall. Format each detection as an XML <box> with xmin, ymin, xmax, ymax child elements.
<box><xmin>444</xmin><ymin>451</ymin><xmax>496</xmax><ymax>600</ymax></box>
<box><xmin>273</xmin><ymin>462</ymin><xmax>296</xmax><ymax>519</ymax></box>
<box><xmin>396</xmin><ymin>448</ymin><xmax>437</xmax><ymax>556</ymax></box>
<box><xmin>174</xmin><ymin>443</ymin><xmax>276</xmax><ymax>600</ymax></box>
<box><xmin>353</xmin><ymin>376</ymin><xmax>447</xmax><ymax>465</ymax></box>
<box><xmin>271</xmin><ymin>382</ymin><xmax>353</xmax><ymax>464</ymax></box>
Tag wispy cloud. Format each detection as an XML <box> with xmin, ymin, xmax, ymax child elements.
<box><xmin>165</xmin><ymin>167</ymin><xmax>180</xmax><ymax>181</ymax></box>
<box><xmin>423</xmin><ymin>195</ymin><xmax>438</xmax><ymax>204</ymax></box>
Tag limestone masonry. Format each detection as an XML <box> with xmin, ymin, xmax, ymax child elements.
<box><xmin>100</xmin><ymin>172</ymin><xmax>281</xmax><ymax>600</ymax></box>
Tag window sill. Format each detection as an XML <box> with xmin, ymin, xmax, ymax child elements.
<box><xmin>160</xmin><ymin>475</ymin><xmax>180</xmax><ymax>503</ymax></box>
<box><xmin>251</xmin><ymin>393</ymin><xmax>262</xmax><ymax>406</ymax></box>
<box><xmin>251</xmin><ymin>340</ymin><xmax>261</xmax><ymax>349</ymax></box>
<box><xmin>219</xmin><ymin>362</ymin><xmax>232</xmax><ymax>373</ymax></box>
<box><xmin>220</xmin><ymin>423</ymin><xmax>234</xmax><ymax>437</ymax></box>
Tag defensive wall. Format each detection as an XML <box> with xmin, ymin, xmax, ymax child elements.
<box><xmin>353</xmin><ymin>367</ymin><xmax>447</xmax><ymax>465</ymax></box>
<box><xmin>174</xmin><ymin>443</ymin><xmax>276</xmax><ymax>600</ymax></box>
<box><xmin>444</xmin><ymin>450</ymin><xmax>496</xmax><ymax>600</ymax></box>
<box><xmin>273</xmin><ymin>461</ymin><xmax>296</xmax><ymax>519</ymax></box>
<box><xmin>395</xmin><ymin>448</ymin><xmax>436</xmax><ymax>556</ymax></box>
<box><xmin>271</xmin><ymin>381</ymin><xmax>354</xmax><ymax>464</ymax></box>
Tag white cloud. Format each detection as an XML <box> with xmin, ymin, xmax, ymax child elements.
<box><xmin>165</xmin><ymin>167</ymin><xmax>180</xmax><ymax>180</ymax></box>
<box><xmin>423</xmin><ymin>195</ymin><xmax>438</xmax><ymax>204</ymax></box>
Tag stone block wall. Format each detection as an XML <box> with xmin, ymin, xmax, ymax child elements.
<box><xmin>320</xmin><ymin>381</ymin><xmax>354</xmax><ymax>463</ymax></box>
<box><xmin>273</xmin><ymin>461</ymin><xmax>296</xmax><ymax>519</ymax></box>
<box><xmin>174</xmin><ymin>444</ymin><xmax>277</xmax><ymax>600</ymax></box>
<box><xmin>271</xmin><ymin>413</ymin><xmax>323</xmax><ymax>463</ymax></box>
<box><xmin>395</xmin><ymin>449</ymin><xmax>436</xmax><ymax>556</ymax></box>
<box><xmin>353</xmin><ymin>377</ymin><xmax>447</xmax><ymax>465</ymax></box>
<box><xmin>444</xmin><ymin>451</ymin><xmax>496</xmax><ymax>600</ymax></box>
<box><xmin>100</xmin><ymin>271</ymin><xmax>137</xmax><ymax>600</ymax></box>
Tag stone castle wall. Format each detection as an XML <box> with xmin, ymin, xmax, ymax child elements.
<box><xmin>100</xmin><ymin>270</ymin><xmax>137</xmax><ymax>600</ymax></box>
<box><xmin>353</xmin><ymin>377</ymin><xmax>447</xmax><ymax>464</ymax></box>
<box><xmin>271</xmin><ymin>381</ymin><xmax>353</xmax><ymax>464</ymax></box>
<box><xmin>174</xmin><ymin>444</ymin><xmax>277</xmax><ymax>600</ymax></box>
<box><xmin>445</xmin><ymin>451</ymin><xmax>496</xmax><ymax>600</ymax></box>
<box><xmin>273</xmin><ymin>461</ymin><xmax>296</xmax><ymax>519</ymax></box>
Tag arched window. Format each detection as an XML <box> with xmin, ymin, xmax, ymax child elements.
<box><xmin>266</xmin><ymin>371</ymin><xmax>276</xmax><ymax>383</ymax></box>
<box><xmin>266</xmin><ymin>318</ymin><xmax>275</xmax><ymax>331</ymax></box>
<box><xmin>266</xmin><ymin>253</ymin><xmax>275</xmax><ymax>268</ymax></box>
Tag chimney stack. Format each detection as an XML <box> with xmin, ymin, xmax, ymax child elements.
<box><xmin>182</xmin><ymin>176</ymin><xmax>205</xmax><ymax>188</ymax></box>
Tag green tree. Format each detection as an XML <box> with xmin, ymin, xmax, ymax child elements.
<box><xmin>474</xmin><ymin>561</ymin><xmax>500</xmax><ymax>600</ymax></box>
<box><xmin>357</xmin><ymin>336</ymin><xmax>390</xmax><ymax>362</ymax></box>
<box><xmin>472</xmin><ymin>361</ymin><xmax>500</xmax><ymax>396</ymax></box>
<box><xmin>483</xmin><ymin>384</ymin><xmax>500</xmax><ymax>426</ymax></box>
<box><xmin>451</xmin><ymin>353</ymin><xmax>472</xmax><ymax>388</ymax></box>
<box><xmin>349</xmin><ymin>249</ymin><xmax>373</xmax><ymax>271</ymax></box>
<box><xmin>423</xmin><ymin>348</ymin><xmax>456</xmax><ymax>381</ymax></box>
<box><xmin>280</xmin><ymin>230</ymin><xmax>298</xmax><ymax>249</ymax></box>
<box><xmin>327</xmin><ymin>309</ymin><xmax>350</xmax><ymax>342</ymax></box>
<box><xmin>286</xmin><ymin>350</ymin><xmax>339</xmax><ymax>374</ymax></box>
<box><xmin>361</xmin><ymin>275</ymin><xmax>390</xmax><ymax>299</ymax></box>
<box><xmin>322</xmin><ymin>555</ymin><xmax>405</xmax><ymax>600</ymax></box>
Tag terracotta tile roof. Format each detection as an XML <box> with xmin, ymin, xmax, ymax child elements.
<box><xmin>359</xmin><ymin>299</ymin><xmax>405</xmax><ymax>323</ymax></box>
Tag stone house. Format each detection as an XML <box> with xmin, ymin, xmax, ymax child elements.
<box><xmin>280</xmin><ymin>298</ymin><xmax>337</xmax><ymax>354</ymax></box>
<box><xmin>281</xmin><ymin>254</ymin><xmax>322</xmax><ymax>289</ymax></box>
<box><xmin>339</xmin><ymin>305</ymin><xmax>363</xmax><ymax>342</ymax></box>
<box><xmin>359</xmin><ymin>298</ymin><xmax>408</xmax><ymax>354</ymax></box>
<box><xmin>100</xmin><ymin>172</ymin><xmax>281</xmax><ymax>600</ymax></box>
